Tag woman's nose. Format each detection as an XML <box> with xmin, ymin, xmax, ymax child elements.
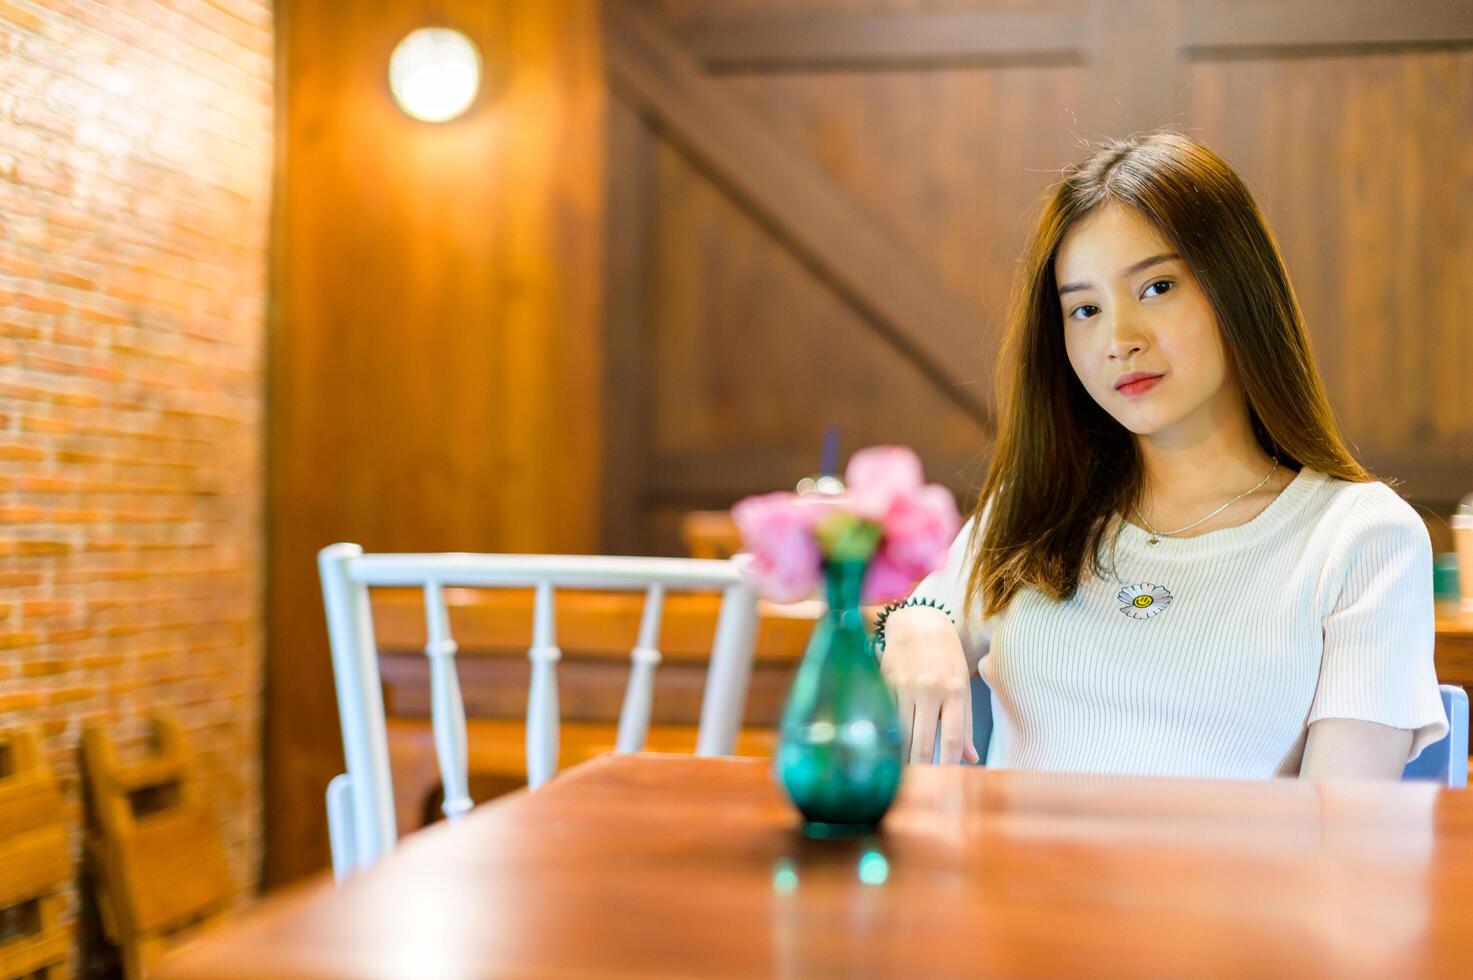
<box><xmin>1107</xmin><ymin>317</ymin><xmax>1148</xmax><ymax>360</ymax></box>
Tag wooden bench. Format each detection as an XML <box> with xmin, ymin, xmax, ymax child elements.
<box><xmin>81</xmin><ymin>715</ymin><xmax>234</xmax><ymax>980</ymax></box>
<box><xmin>0</xmin><ymin>729</ymin><xmax>69</xmax><ymax>980</ymax></box>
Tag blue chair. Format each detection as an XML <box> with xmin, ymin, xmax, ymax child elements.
<box><xmin>967</xmin><ymin>678</ymin><xmax>1468</xmax><ymax>788</ymax></box>
<box><xmin>969</xmin><ymin>675</ymin><xmax>994</xmax><ymax>765</ymax></box>
<box><xmin>1401</xmin><ymin>685</ymin><xmax>1469</xmax><ymax>787</ymax></box>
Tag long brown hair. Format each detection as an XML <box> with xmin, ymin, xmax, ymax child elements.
<box><xmin>966</xmin><ymin>130</ymin><xmax>1372</xmax><ymax>618</ymax></box>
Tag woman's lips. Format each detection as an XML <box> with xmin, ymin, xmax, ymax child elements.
<box><xmin>1116</xmin><ymin>375</ymin><xmax>1162</xmax><ymax>396</ymax></box>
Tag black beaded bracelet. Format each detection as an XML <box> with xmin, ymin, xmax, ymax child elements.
<box><xmin>872</xmin><ymin>596</ymin><xmax>954</xmax><ymax>654</ymax></box>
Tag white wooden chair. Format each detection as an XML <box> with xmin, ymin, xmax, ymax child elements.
<box><xmin>317</xmin><ymin>544</ymin><xmax>759</xmax><ymax>880</ymax></box>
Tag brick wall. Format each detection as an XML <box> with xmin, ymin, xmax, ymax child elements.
<box><xmin>0</xmin><ymin>0</ymin><xmax>273</xmax><ymax>966</ymax></box>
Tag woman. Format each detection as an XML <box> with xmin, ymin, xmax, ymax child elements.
<box><xmin>879</xmin><ymin>130</ymin><xmax>1446</xmax><ymax>780</ymax></box>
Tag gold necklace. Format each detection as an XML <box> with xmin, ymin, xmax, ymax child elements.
<box><xmin>1132</xmin><ymin>460</ymin><xmax>1280</xmax><ymax>546</ymax></box>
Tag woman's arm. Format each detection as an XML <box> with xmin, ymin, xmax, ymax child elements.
<box><xmin>1299</xmin><ymin>717</ymin><xmax>1414</xmax><ymax>781</ymax></box>
<box><xmin>1303</xmin><ymin>486</ymin><xmax>1446</xmax><ymax>779</ymax></box>
<box><xmin>881</xmin><ymin>515</ymin><xmax>987</xmax><ymax>764</ymax></box>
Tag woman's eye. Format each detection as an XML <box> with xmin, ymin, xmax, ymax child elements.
<box><xmin>1069</xmin><ymin>304</ymin><xmax>1100</xmax><ymax>320</ymax></box>
<box><xmin>1143</xmin><ymin>279</ymin><xmax>1173</xmax><ymax>298</ymax></box>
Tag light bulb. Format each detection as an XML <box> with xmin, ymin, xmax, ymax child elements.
<box><xmin>389</xmin><ymin>28</ymin><xmax>480</xmax><ymax>123</ymax></box>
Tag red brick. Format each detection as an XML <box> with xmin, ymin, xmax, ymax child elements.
<box><xmin>48</xmin><ymin>270</ymin><xmax>96</xmax><ymax>290</ymax></box>
<box><xmin>21</xmin><ymin>659</ymin><xmax>67</xmax><ymax>678</ymax></box>
<box><xmin>22</xmin><ymin>353</ymin><xmax>79</xmax><ymax>375</ymax></box>
<box><xmin>51</xmin><ymin>508</ymin><xmax>108</xmax><ymax>524</ymax></box>
<box><xmin>16</xmin><ymin>474</ymin><xmax>71</xmax><ymax>492</ymax></box>
<box><xmin>20</xmin><ymin>414</ymin><xmax>76</xmax><ymax>434</ymax></box>
<box><xmin>0</xmin><ymin>253</ymin><xmax>44</xmax><ymax>278</ymax></box>
<box><xmin>0</xmin><ymin>1</ymin><xmax>46</xmax><ymax>33</ymax></box>
<box><xmin>0</xmin><ymin>321</ymin><xmax>42</xmax><ymax>341</ymax></box>
<box><xmin>77</xmin><ymin>306</ymin><xmax>129</xmax><ymax>326</ymax></box>
<box><xmin>17</xmin><ymin>541</ymin><xmax>70</xmax><ymax>557</ymax></box>
<box><xmin>0</xmin><ymin>442</ymin><xmax>45</xmax><ymax>461</ymax></box>
<box><xmin>47</xmin><ymin>688</ymin><xmax>91</xmax><ymax>705</ymax></box>
<box><xmin>0</xmin><ymin>505</ymin><xmax>47</xmax><ymax>522</ymax></box>
<box><xmin>0</xmin><ymin>692</ymin><xmax>44</xmax><ymax>712</ymax></box>
<box><xmin>23</xmin><ymin>600</ymin><xmax>73</xmax><ymax>617</ymax></box>
<box><xmin>17</xmin><ymin>292</ymin><xmax>69</xmax><ymax>315</ymax></box>
<box><xmin>50</xmin><ymin>391</ymin><xmax>102</xmax><ymax>409</ymax></box>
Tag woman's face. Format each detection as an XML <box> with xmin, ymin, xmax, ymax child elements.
<box><xmin>1055</xmin><ymin>203</ymin><xmax>1241</xmax><ymax>447</ymax></box>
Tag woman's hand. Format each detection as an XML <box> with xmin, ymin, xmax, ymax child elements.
<box><xmin>879</xmin><ymin>605</ymin><xmax>980</xmax><ymax>764</ymax></box>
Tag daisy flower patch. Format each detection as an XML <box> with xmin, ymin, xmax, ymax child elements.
<box><xmin>1117</xmin><ymin>583</ymin><xmax>1172</xmax><ymax>620</ymax></box>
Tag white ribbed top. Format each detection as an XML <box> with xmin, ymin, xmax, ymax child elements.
<box><xmin>909</xmin><ymin>467</ymin><xmax>1448</xmax><ymax>778</ymax></box>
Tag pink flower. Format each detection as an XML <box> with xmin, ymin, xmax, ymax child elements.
<box><xmin>844</xmin><ymin>445</ymin><xmax>923</xmax><ymax>522</ymax></box>
<box><xmin>861</xmin><ymin>551</ymin><xmax>918</xmax><ymax>604</ymax></box>
<box><xmin>858</xmin><ymin>484</ymin><xmax>961</xmax><ymax>602</ymax></box>
<box><xmin>730</xmin><ymin>445</ymin><xmax>960</xmax><ymax>604</ymax></box>
<box><xmin>731</xmin><ymin>491</ymin><xmax>823</xmax><ymax>602</ymax></box>
<box><xmin>879</xmin><ymin>483</ymin><xmax>960</xmax><ymax>577</ymax></box>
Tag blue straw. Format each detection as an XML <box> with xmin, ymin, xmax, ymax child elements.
<box><xmin>820</xmin><ymin>426</ymin><xmax>839</xmax><ymax>476</ymax></box>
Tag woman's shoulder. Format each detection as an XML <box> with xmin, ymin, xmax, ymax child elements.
<box><xmin>1314</xmin><ymin>472</ymin><xmax>1421</xmax><ymax>523</ymax></box>
<box><xmin>1309</xmin><ymin>471</ymin><xmax>1430</xmax><ymax>559</ymax></box>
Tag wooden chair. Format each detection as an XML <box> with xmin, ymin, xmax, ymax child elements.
<box><xmin>318</xmin><ymin>545</ymin><xmax>760</xmax><ymax>880</ymax></box>
<box><xmin>81</xmin><ymin>715</ymin><xmax>234</xmax><ymax>980</ymax></box>
<box><xmin>0</xmin><ymin>729</ymin><xmax>69</xmax><ymax>980</ymax></box>
<box><xmin>366</xmin><ymin>585</ymin><xmax>824</xmax><ymax>836</ymax></box>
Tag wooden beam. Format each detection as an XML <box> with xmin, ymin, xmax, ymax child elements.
<box><xmin>675</xmin><ymin>0</ymin><xmax>1473</xmax><ymax>70</ymax></box>
<box><xmin>677</xmin><ymin>8</ymin><xmax>1087</xmax><ymax>71</ymax></box>
<box><xmin>602</xmin><ymin>0</ymin><xmax>995</xmax><ymax>427</ymax></box>
<box><xmin>1185</xmin><ymin>0</ymin><xmax>1473</xmax><ymax>52</ymax></box>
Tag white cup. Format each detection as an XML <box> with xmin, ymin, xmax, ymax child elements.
<box><xmin>1455</xmin><ymin>514</ymin><xmax>1473</xmax><ymax>613</ymax></box>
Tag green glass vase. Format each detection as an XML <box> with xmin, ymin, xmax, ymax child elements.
<box><xmin>775</xmin><ymin>558</ymin><xmax>904</xmax><ymax>838</ymax></box>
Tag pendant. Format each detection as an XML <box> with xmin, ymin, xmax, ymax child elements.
<box><xmin>1147</xmin><ymin>536</ymin><xmax>1159</xmax><ymax>546</ymax></box>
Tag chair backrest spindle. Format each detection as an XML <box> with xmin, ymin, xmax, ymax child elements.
<box><xmin>423</xmin><ymin>580</ymin><xmax>472</xmax><ymax>819</ymax></box>
<box><xmin>697</xmin><ymin>578</ymin><xmax>759</xmax><ymax>756</ymax></box>
<box><xmin>616</xmin><ymin>585</ymin><xmax>666</xmax><ymax>753</ymax></box>
<box><xmin>526</xmin><ymin>580</ymin><xmax>563</xmax><ymax>790</ymax></box>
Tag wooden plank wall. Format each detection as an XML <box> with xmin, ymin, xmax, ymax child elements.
<box><xmin>267</xmin><ymin>0</ymin><xmax>604</xmax><ymax>884</ymax></box>
<box><xmin>611</xmin><ymin>0</ymin><xmax>1473</xmax><ymax>553</ymax></box>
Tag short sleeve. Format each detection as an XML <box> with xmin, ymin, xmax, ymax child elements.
<box><xmin>907</xmin><ymin>507</ymin><xmax>992</xmax><ymax>671</ymax></box>
<box><xmin>1307</xmin><ymin>486</ymin><xmax>1448</xmax><ymax>763</ymax></box>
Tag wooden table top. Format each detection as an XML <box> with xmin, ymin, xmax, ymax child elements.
<box><xmin>163</xmin><ymin>754</ymin><xmax>1473</xmax><ymax>979</ymax></box>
